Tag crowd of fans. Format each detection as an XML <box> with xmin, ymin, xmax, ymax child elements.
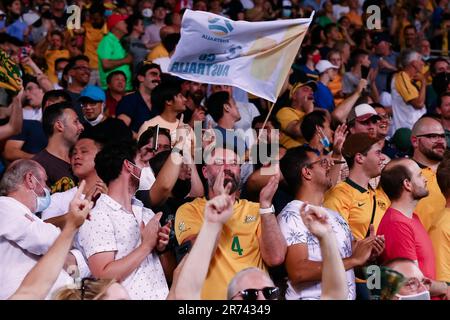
<box><xmin>0</xmin><ymin>0</ymin><xmax>450</xmax><ymax>301</ymax></box>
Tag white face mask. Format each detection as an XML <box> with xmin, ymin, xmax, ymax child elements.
<box><xmin>85</xmin><ymin>113</ymin><xmax>104</xmax><ymax>126</ymax></box>
<box><xmin>138</xmin><ymin>166</ymin><xmax>156</xmax><ymax>191</ymax></box>
<box><xmin>395</xmin><ymin>290</ymin><xmax>431</xmax><ymax>300</ymax></box>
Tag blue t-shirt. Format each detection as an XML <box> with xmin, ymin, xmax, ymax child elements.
<box><xmin>116</xmin><ymin>91</ymin><xmax>158</xmax><ymax>133</ymax></box>
<box><xmin>299</xmin><ymin>65</ymin><xmax>319</xmax><ymax>80</ymax></box>
<box><xmin>314</xmin><ymin>81</ymin><xmax>335</xmax><ymax>112</ymax></box>
<box><xmin>10</xmin><ymin>120</ymin><xmax>47</xmax><ymax>154</ymax></box>
<box><xmin>213</xmin><ymin>126</ymin><xmax>247</xmax><ymax>159</ymax></box>
<box><xmin>6</xmin><ymin>20</ymin><xmax>28</xmax><ymax>41</ymax></box>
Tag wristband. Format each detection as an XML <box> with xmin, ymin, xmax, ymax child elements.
<box><xmin>259</xmin><ymin>205</ymin><xmax>275</xmax><ymax>215</ymax></box>
<box><xmin>172</xmin><ymin>146</ymin><xmax>183</xmax><ymax>155</ymax></box>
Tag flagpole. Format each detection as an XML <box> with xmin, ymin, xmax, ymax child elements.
<box><xmin>257</xmin><ymin>101</ymin><xmax>275</xmax><ymax>142</ymax></box>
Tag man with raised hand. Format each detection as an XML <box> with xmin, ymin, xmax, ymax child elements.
<box><xmin>175</xmin><ymin>145</ymin><xmax>286</xmax><ymax>299</ymax></box>
<box><xmin>9</xmin><ymin>181</ymin><xmax>93</xmax><ymax>300</ymax></box>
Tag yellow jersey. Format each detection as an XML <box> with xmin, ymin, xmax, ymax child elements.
<box><xmin>276</xmin><ymin>107</ymin><xmax>305</xmax><ymax>149</ymax></box>
<box><xmin>324</xmin><ymin>178</ymin><xmax>390</xmax><ymax>240</ymax></box>
<box><xmin>147</xmin><ymin>43</ymin><xmax>169</xmax><ymax>61</ymax></box>
<box><xmin>415</xmin><ymin>165</ymin><xmax>446</xmax><ymax>231</ymax></box>
<box><xmin>84</xmin><ymin>22</ymin><xmax>108</xmax><ymax>70</ymax></box>
<box><xmin>175</xmin><ymin>197</ymin><xmax>266</xmax><ymax>299</ymax></box>
<box><xmin>45</xmin><ymin>49</ymin><xmax>70</xmax><ymax>84</ymax></box>
<box><xmin>429</xmin><ymin>208</ymin><xmax>450</xmax><ymax>283</ymax></box>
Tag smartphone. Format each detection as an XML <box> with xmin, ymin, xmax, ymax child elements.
<box><xmin>361</xmin><ymin>65</ymin><xmax>370</xmax><ymax>80</ymax></box>
<box><xmin>151</xmin><ymin>124</ymin><xmax>160</xmax><ymax>151</ymax></box>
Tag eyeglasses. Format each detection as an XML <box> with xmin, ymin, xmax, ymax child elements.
<box><xmin>73</xmin><ymin>66</ymin><xmax>92</xmax><ymax>72</ymax></box>
<box><xmin>307</xmin><ymin>157</ymin><xmax>342</xmax><ymax>169</ymax></box>
<box><xmin>213</xmin><ymin>158</ymin><xmax>239</xmax><ymax>166</ymax></box>
<box><xmin>378</xmin><ymin>114</ymin><xmax>391</xmax><ymax>121</ymax></box>
<box><xmin>357</xmin><ymin>117</ymin><xmax>379</xmax><ymax>125</ymax></box>
<box><xmin>80</xmin><ymin>277</ymin><xmax>96</xmax><ymax>300</ymax></box>
<box><xmin>306</xmin><ymin>158</ymin><xmax>330</xmax><ymax>169</ymax></box>
<box><xmin>403</xmin><ymin>277</ymin><xmax>432</xmax><ymax>292</ymax></box>
<box><xmin>415</xmin><ymin>133</ymin><xmax>446</xmax><ymax>142</ymax></box>
<box><xmin>81</xmin><ymin>102</ymin><xmax>101</xmax><ymax>109</ymax></box>
<box><xmin>231</xmin><ymin>287</ymin><xmax>279</xmax><ymax>301</ymax></box>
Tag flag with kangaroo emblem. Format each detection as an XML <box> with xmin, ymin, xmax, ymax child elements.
<box><xmin>168</xmin><ymin>9</ymin><xmax>314</xmax><ymax>102</ymax></box>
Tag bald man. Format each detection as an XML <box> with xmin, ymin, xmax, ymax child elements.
<box><xmin>411</xmin><ymin>116</ymin><xmax>447</xmax><ymax>231</ymax></box>
<box><xmin>378</xmin><ymin>158</ymin><xmax>450</xmax><ymax>299</ymax></box>
<box><xmin>378</xmin><ymin>159</ymin><xmax>434</xmax><ymax>277</ymax></box>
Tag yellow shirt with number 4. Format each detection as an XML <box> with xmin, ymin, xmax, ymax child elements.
<box><xmin>175</xmin><ymin>197</ymin><xmax>265</xmax><ymax>300</ymax></box>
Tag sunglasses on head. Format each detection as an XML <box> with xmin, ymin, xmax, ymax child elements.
<box><xmin>231</xmin><ymin>287</ymin><xmax>279</xmax><ymax>301</ymax></box>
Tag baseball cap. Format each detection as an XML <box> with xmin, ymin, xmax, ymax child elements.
<box><xmin>315</xmin><ymin>60</ymin><xmax>339</xmax><ymax>74</ymax></box>
<box><xmin>79</xmin><ymin>85</ymin><xmax>106</xmax><ymax>103</ymax></box>
<box><xmin>107</xmin><ymin>13</ymin><xmax>128</xmax><ymax>30</ymax></box>
<box><xmin>372</xmin><ymin>32</ymin><xmax>391</xmax><ymax>45</ymax></box>
<box><xmin>347</xmin><ymin>104</ymin><xmax>381</xmax><ymax>123</ymax></box>
<box><xmin>290</xmin><ymin>80</ymin><xmax>317</xmax><ymax>98</ymax></box>
<box><xmin>391</xmin><ymin>128</ymin><xmax>412</xmax><ymax>152</ymax></box>
<box><xmin>342</xmin><ymin>133</ymin><xmax>380</xmax><ymax>158</ymax></box>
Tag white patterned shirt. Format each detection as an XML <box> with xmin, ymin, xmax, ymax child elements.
<box><xmin>277</xmin><ymin>200</ymin><xmax>356</xmax><ymax>300</ymax></box>
<box><xmin>78</xmin><ymin>194</ymin><xmax>169</xmax><ymax>300</ymax></box>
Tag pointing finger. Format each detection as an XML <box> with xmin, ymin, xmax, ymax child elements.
<box><xmin>75</xmin><ymin>180</ymin><xmax>86</xmax><ymax>200</ymax></box>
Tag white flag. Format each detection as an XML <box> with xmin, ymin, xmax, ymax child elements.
<box><xmin>168</xmin><ymin>10</ymin><xmax>314</xmax><ymax>102</ymax></box>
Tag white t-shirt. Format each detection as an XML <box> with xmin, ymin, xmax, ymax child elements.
<box><xmin>277</xmin><ymin>200</ymin><xmax>356</xmax><ymax>300</ymax></box>
<box><xmin>78</xmin><ymin>194</ymin><xmax>169</xmax><ymax>300</ymax></box>
<box><xmin>0</xmin><ymin>196</ymin><xmax>73</xmax><ymax>300</ymax></box>
<box><xmin>390</xmin><ymin>76</ymin><xmax>426</xmax><ymax>133</ymax></box>
<box><xmin>332</xmin><ymin>5</ymin><xmax>350</xmax><ymax>20</ymax></box>
<box><xmin>22</xmin><ymin>107</ymin><xmax>42</xmax><ymax>121</ymax></box>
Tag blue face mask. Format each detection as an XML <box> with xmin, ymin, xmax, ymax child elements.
<box><xmin>32</xmin><ymin>175</ymin><xmax>51</xmax><ymax>213</ymax></box>
<box><xmin>317</xmin><ymin>126</ymin><xmax>331</xmax><ymax>149</ymax></box>
<box><xmin>320</xmin><ymin>136</ymin><xmax>331</xmax><ymax>149</ymax></box>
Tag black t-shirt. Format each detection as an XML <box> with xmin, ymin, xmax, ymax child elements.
<box><xmin>32</xmin><ymin>149</ymin><xmax>77</xmax><ymax>194</ymax></box>
<box><xmin>116</xmin><ymin>91</ymin><xmax>158</xmax><ymax>133</ymax></box>
<box><xmin>9</xmin><ymin>120</ymin><xmax>47</xmax><ymax>154</ymax></box>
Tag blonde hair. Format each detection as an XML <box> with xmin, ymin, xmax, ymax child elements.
<box><xmin>53</xmin><ymin>279</ymin><xmax>117</xmax><ymax>300</ymax></box>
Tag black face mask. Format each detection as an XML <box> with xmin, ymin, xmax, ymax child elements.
<box><xmin>172</xmin><ymin>179</ymin><xmax>191</xmax><ymax>199</ymax></box>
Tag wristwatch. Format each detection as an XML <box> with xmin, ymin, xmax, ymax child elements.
<box><xmin>259</xmin><ymin>205</ymin><xmax>275</xmax><ymax>215</ymax></box>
